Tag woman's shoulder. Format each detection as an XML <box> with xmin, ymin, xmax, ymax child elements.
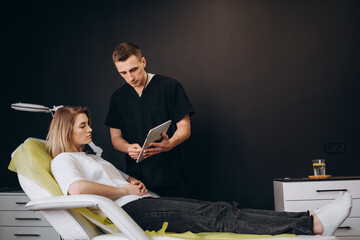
<box><xmin>52</xmin><ymin>152</ymin><xmax>87</xmax><ymax>163</ymax></box>
<box><xmin>54</xmin><ymin>152</ymin><xmax>79</xmax><ymax>158</ymax></box>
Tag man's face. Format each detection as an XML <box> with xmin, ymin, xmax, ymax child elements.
<box><xmin>115</xmin><ymin>55</ymin><xmax>147</xmax><ymax>88</ymax></box>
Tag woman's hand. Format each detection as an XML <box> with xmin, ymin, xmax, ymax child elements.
<box><xmin>130</xmin><ymin>179</ymin><xmax>148</xmax><ymax>194</ymax></box>
<box><xmin>123</xmin><ymin>183</ymin><xmax>147</xmax><ymax>196</ymax></box>
<box><xmin>126</xmin><ymin>176</ymin><xmax>148</xmax><ymax>195</ymax></box>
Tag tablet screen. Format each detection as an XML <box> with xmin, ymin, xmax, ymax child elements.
<box><xmin>136</xmin><ymin>120</ymin><xmax>172</xmax><ymax>163</ymax></box>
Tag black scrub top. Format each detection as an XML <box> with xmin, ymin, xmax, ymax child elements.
<box><xmin>105</xmin><ymin>74</ymin><xmax>195</xmax><ymax>187</ymax></box>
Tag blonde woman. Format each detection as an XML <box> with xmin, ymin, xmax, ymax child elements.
<box><xmin>47</xmin><ymin>106</ymin><xmax>352</xmax><ymax>236</ymax></box>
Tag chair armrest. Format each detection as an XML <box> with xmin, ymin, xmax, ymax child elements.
<box><xmin>25</xmin><ymin>194</ymin><xmax>108</xmax><ymax>210</ymax></box>
<box><xmin>26</xmin><ymin>195</ymin><xmax>150</xmax><ymax>240</ymax></box>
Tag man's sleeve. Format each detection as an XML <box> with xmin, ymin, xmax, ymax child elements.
<box><xmin>172</xmin><ymin>82</ymin><xmax>195</xmax><ymax>123</ymax></box>
<box><xmin>105</xmin><ymin>93</ymin><xmax>122</xmax><ymax>129</ymax></box>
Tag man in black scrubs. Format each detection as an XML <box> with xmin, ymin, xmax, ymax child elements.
<box><xmin>105</xmin><ymin>42</ymin><xmax>195</xmax><ymax>197</ymax></box>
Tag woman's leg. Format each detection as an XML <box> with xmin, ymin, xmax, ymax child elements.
<box><xmin>122</xmin><ymin>197</ymin><xmax>314</xmax><ymax>235</ymax></box>
<box><xmin>203</xmin><ymin>199</ymin><xmax>308</xmax><ymax>218</ymax></box>
<box><xmin>122</xmin><ymin>197</ymin><xmax>218</xmax><ymax>233</ymax></box>
<box><xmin>242</xmin><ymin>208</ymin><xmax>309</xmax><ymax>218</ymax></box>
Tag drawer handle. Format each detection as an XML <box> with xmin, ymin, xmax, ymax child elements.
<box><xmin>15</xmin><ymin>217</ymin><xmax>41</xmax><ymax>221</ymax></box>
<box><xmin>338</xmin><ymin>226</ymin><xmax>351</xmax><ymax>230</ymax></box>
<box><xmin>15</xmin><ymin>201</ymin><xmax>28</xmax><ymax>205</ymax></box>
<box><xmin>14</xmin><ymin>233</ymin><xmax>41</xmax><ymax>237</ymax></box>
<box><xmin>316</xmin><ymin>189</ymin><xmax>347</xmax><ymax>192</ymax></box>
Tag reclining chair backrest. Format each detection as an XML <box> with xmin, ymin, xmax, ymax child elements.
<box><xmin>9</xmin><ymin>138</ymin><xmax>102</xmax><ymax>240</ymax></box>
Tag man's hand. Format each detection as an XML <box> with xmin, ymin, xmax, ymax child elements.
<box><xmin>127</xmin><ymin>143</ymin><xmax>142</xmax><ymax>159</ymax></box>
<box><xmin>143</xmin><ymin>132</ymin><xmax>173</xmax><ymax>158</ymax></box>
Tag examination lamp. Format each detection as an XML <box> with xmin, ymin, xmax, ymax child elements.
<box><xmin>11</xmin><ymin>102</ymin><xmax>103</xmax><ymax>156</ymax></box>
<box><xmin>11</xmin><ymin>103</ymin><xmax>63</xmax><ymax>116</ymax></box>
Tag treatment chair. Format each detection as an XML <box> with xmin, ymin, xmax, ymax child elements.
<box><xmin>9</xmin><ymin>138</ymin><xmax>160</xmax><ymax>240</ymax></box>
<box><xmin>9</xmin><ymin>138</ymin><xmax>338</xmax><ymax>240</ymax></box>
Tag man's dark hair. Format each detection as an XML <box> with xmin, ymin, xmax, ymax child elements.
<box><xmin>112</xmin><ymin>42</ymin><xmax>143</xmax><ymax>63</ymax></box>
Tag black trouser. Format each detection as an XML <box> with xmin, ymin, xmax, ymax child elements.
<box><xmin>122</xmin><ymin>197</ymin><xmax>314</xmax><ymax>235</ymax></box>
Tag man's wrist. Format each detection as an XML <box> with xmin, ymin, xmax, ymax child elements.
<box><xmin>168</xmin><ymin>136</ymin><xmax>178</xmax><ymax>150</ymax></box>
<box><xmin>126</xmin><ymin>143</ymin><xmax>133</xmax><ymax>153</ymax></box>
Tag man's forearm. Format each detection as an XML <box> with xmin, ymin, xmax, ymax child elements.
<box><xmin>111</xmin><ymin>136</ymin><xmax>131</xmax><ymax>153</ymax></box>
<box><xmin>168</xmin><ymin>114</ymin><xmax>191</xmax><ymax>149</ymax></box>
<box><xmin>169</xmin><ymin>125</ymin><xmax>191</xmax><ymax>149</ymax></box>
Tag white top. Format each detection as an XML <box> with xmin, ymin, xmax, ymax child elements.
<box><xmin>139</xmin><ymin>73</ymin><xmax>155</xmax><ymax>97</ymax></box>
<box><xmin>51</xmin><ymin>152</ymin><xmax>152</xmax><ymax>207</ymax></box>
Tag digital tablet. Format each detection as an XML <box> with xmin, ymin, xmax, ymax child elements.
<box><xmin>136</xmin><ymin>120</ymin><xmax>172</xmax><ymax>163</ymax></box>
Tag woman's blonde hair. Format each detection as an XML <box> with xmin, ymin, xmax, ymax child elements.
<box><xmin>46</xmin><ymin>106</ymin><xmax>91</xmax><ymax>158</ymax></box>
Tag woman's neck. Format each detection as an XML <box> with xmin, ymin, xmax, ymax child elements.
<box><xmin>71</xmin><ymin>144</ymin><xmax>83</xmax><ymax>152</ymax></box>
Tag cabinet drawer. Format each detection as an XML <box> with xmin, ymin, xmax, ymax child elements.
<box><xmin>0</xmin><ymin>195</ymin><xmax>29</xmax><ymax>210</ymax></box>
<box><xmin>0</xmin><ymin>226</ymin><xmax>59</xmax><ymax>240</ymax></box>
<box><xmin>0</xmin><ymin>211</ymin><xmax>51</xmax><ymax>226</ymax></box>
<box><xmin>283</xmin><ymin>199</ymin><xmax>360</xmax><ymax>217</ymax></box>
<box><xmin>335</xmin><ymin>218</ymin><xmax>360</xmax><ymax>237</ymax></box>
<box><xmin>282</xmin><ymin>180</ymin><xmax>360</xmax><ymax>200</ymax></box>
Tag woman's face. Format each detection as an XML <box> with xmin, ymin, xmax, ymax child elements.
<box><xmin>70</xmin><ymin>113</ymin><xmax>92</xmax><ymax>151</ymax></box>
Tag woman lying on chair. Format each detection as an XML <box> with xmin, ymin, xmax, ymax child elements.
<box><xmin>47</xmin><ymin>106</ymin><xmax>352</xmax><ymax>236</ymax></box>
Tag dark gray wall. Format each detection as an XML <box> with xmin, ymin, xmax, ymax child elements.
<box><xmin>2</xmin><ymin>0</ymin><xmax>359</xmax><ymax>210</ymax></box>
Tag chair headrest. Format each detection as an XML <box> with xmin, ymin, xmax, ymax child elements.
<box><xmin>8</xmin><ymin>138</ymin><xmax>63</xmax><ymax>196</ymax></box>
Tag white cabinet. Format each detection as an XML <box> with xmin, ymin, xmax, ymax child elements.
<box><xmin>273</xmin><ymin>176</ymin><xmax>360</xmax><ymax>239</ymax></box>
<box><xmin>0</xmin><ymin>190</ymin><xmax>60</xmax><ymax>240</ymax></box>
